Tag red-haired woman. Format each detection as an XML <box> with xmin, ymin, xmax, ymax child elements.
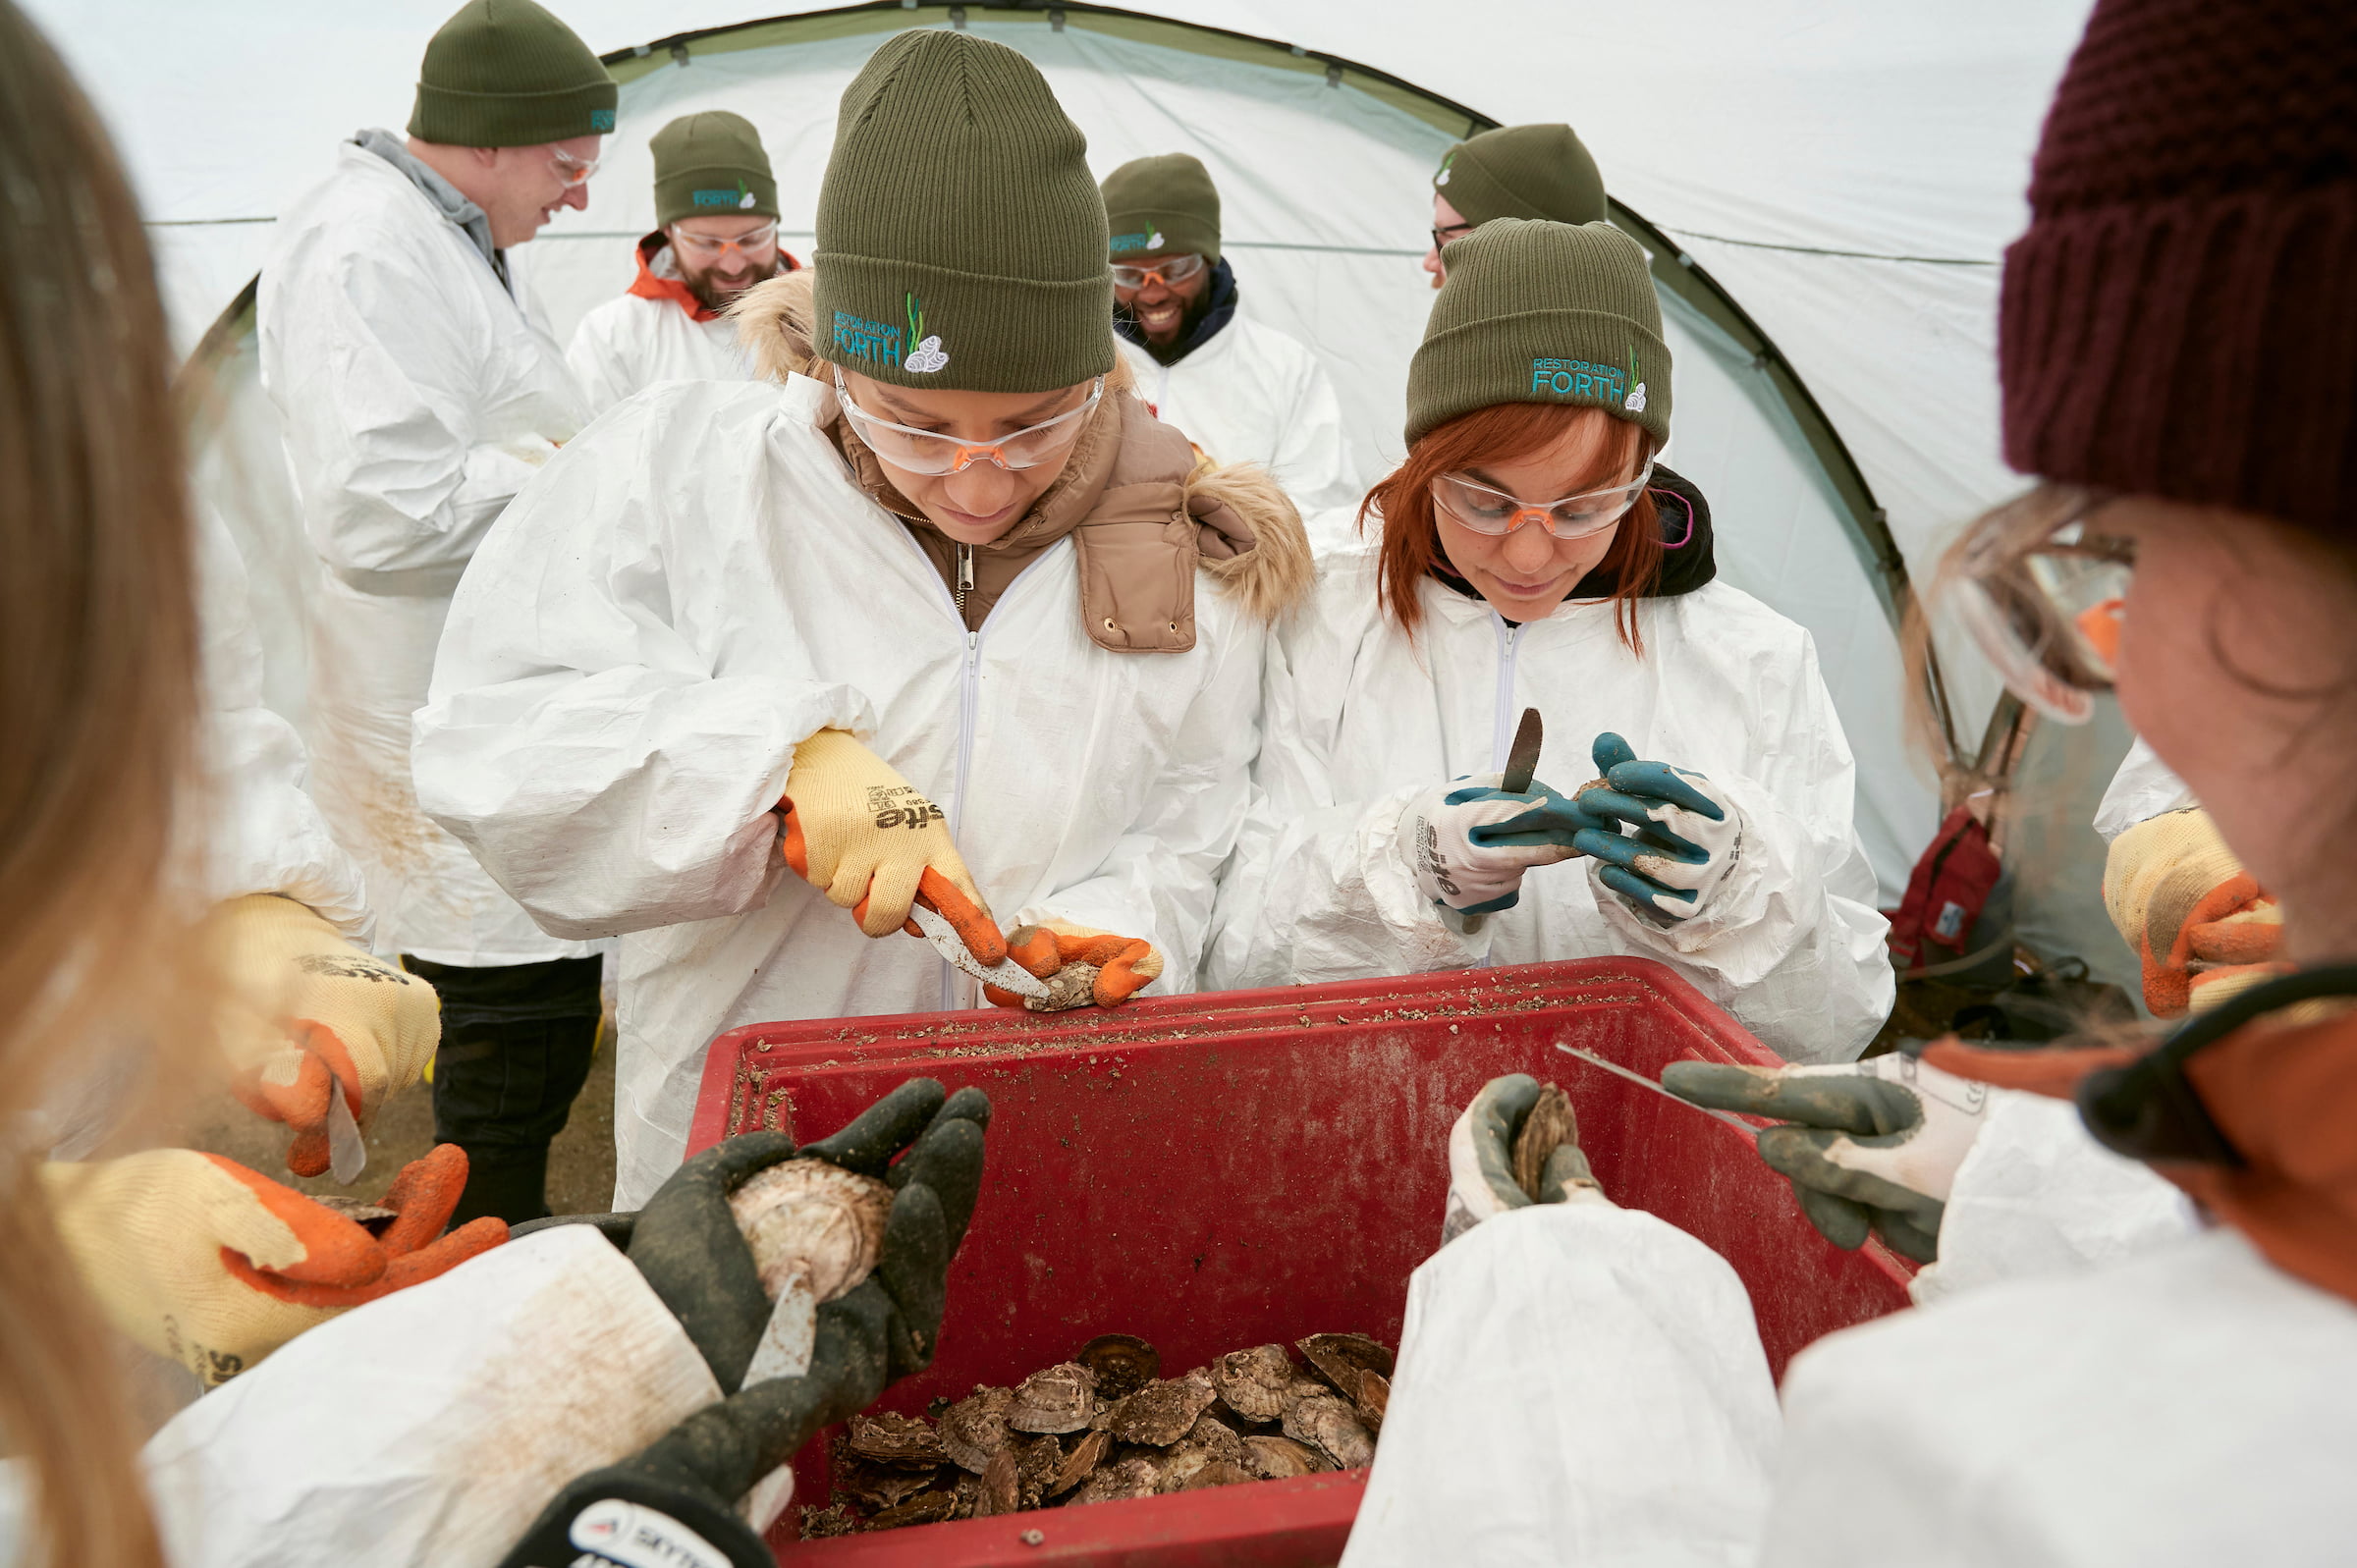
<box><xmin>1206</xmin><ymin>219</ymin><xmax>1891</xmax><ymax>1062</ymax></box>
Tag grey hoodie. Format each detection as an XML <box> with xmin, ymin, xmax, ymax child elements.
<box><xmin>352</xmin><ymin>127</ymin><xmax>509</xmax><ymax>293</ymax></box>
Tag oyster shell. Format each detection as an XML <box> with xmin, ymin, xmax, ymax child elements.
<box><xmin>727</xmin><ymin>1160</ymin><xmax>893</xmax><ymax>1303</ymax></box>
<box><xmin>1239</xmin><ymin>1433</ymin><xmax>1328</xmax><ymax>1480</ymax></box>
<box><xmin>939</xmin><ymin>1385</ymin><xmax>1015</xmax><ymax>1474</ymax></box>
<box><xmin>1210</xmin><ymin>1344</ymin><xmax>1294</xmax><ymax>1424</ymax></box>
<box><xmin>1284</xmin><ymin>1393</ymin><xmax>1374</xmax><ymax>1470</ymax></box>
<box><xmin>1046</xmin><ymin>1428</ymin><xmax>1112</xmax><ymax>1498</ymax></box>
<box><xmin>976</xmin><ymin>1447</ymin><xmax>1019</xmax><ymax>1517</ymax></box>
<box><xmin>1296</xmin><ymin>1333</ymin><xmax>1396</xmax><ymax>1402</ymax></box>
<box><xmin>1355</xmin><ymin>1371</ymin><xmax>1390</xmax><ymax>1434</ymax></box>
<box><xmin>833</xmin><ymin>1454</ymin><xmax>939</xmax><ymax>1512</ymax></box>
<box><xmin>1107</xmin><ymin>1371</ymin><xmax>1218</xmax><ymax>1446</ymax></box>
<box><xmin>796</xmin><ymin>1503</ymin><xmax>859</xmax><ymax>1539</ymax></box>
<box><xmin>1069</xmin><ymin>1456</ymin><xmax>1160</xmax><ymax>1506</ymax></box>
<box><xmin>1015</xmin><ymin>1433</ymin><xmax>1063</xmax><ymax>1508</ymax></box>
<box><xmin>1187</xmin><ymin>1412</ymin><xmax>1245</xmax><ymax>1466</ymax></box>
<box><xmin>869</xmin><ymin>1488</ymin><xmax>957</xmax><ymax>1529</ymax></box>
<box><xmin>845</xmin><ymin>1410</ymin><xmax>947</xmax><ymax>1468</ymax></box>
<box><xmin>1027</xmin><ymin>962</ymin><xmax>1103</xmax><ymax>1012</ymax></box>
<box><xmin>1155</xmin><ymin>1442</ymin><xmax>1212</xmax><ymax>1492</ymax></box>
<box><xmin>1076</xmin><ymin>1333</ymin><xmax>1160</xmax><ymax>1401</ymax></box>
<box><xmin>1008</xmin><ymin>1361</ymin><xmax>1097</xmax><ymax>1433</ymax></box>
<box><xmin>1511</xmin><ymin>1082</ymin><xmax>1579</xmax><ymax>1201</ymax></box>
<box><xmin>1180</xmin><ymin>1460</ymin><xmax>1254</xmax><ymax>1491</ymax></box>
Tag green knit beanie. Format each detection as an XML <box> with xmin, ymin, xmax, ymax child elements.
<box><xmin>1434</xmin><ymin>124</ymin><xmax>1607</xmax><ymax>227</ymax></box>
<box><xmin>814</xmin><ymin>29</ymin><xmax>1112</xmax><ymax>393</ymax></box>
<box><xmin>652</xmin><ymin>112</ymin><xmax>778</xmax><ymax>228</ymax></box>
<box><xmin>1405</xmin><ymin>218</ymin><xmax>1671</xmax><ymax>448</ymax></box>
<box><xmin>1102</xmin><ymin>153</ymin><xmax>1221</xmax><ymax>265</ymax></box>
<box><xmin>408</xmin><ymin>0</ymin><xmax>617</xmax><ymax>148</ymax></box>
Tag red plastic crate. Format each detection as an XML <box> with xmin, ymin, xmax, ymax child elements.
<box><xmin>688</xmin><ymin>957</ymin><xmax>1912</xmax><ymax>1565</ymax></box>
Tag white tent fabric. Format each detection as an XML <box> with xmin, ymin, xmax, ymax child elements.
<box><xmin>31</xmin><ymin>0</ymin><xmax>2140</xmax><ymax>989</ymax></box>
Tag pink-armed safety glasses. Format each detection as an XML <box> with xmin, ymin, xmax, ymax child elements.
<box><xmin>1430</xmin><ymin>455</ymin><xmax>1660</xmax><ymax>542</ymax></box>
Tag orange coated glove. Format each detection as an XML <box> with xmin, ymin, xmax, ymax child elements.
<box><xmin>213</xmin><ymin>893</ymin><xmax>440</xmax><ymax>1178</ymax></box>
<box><xmin>984</xmin><ymin>919</ymin><xmax>1166</xmax><ymax>1011</ymax></box>
<box><xmin>2104</xmin><ymin>806</ymin><xmax>2286</xmax><ymax>1017</ymax></box>
<box><xmin>777</xmin><ymin>729</ymin><xmax>1005</xmax><ymax>963</ymax></box>
<box><xmin>42</xmin><ymin>1144</ymin><xmax>504</xmax><ymax>1386</ymax></box>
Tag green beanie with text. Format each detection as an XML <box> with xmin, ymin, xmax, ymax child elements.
<box><xmin>408</xmin><ymin>0</ymin><xmax>617</xmax><ymax>148</ymax></box>
<box><xmin>813</xmin><ymin>29</ymin><xmax>1112</xmax><ymax>393</ymax></box>
<box><xmin>1406</xmin><ymin>218</ymin><xmax>1671</xmax><ymax>448</ymax></box>
<box><xmin>1434</xmin><ymin>124</ymin><xmax>1607</xmax><ymax>227</ymax></box>
<box><xmin>1102</xmin><ymin>153</ymin><xmax>1222</xmax><ymax>264</ymax></box>
<box><xmin>653</xmin><ymin>112</ymin><xmax>779</xmax><ymax>228</ymax></box>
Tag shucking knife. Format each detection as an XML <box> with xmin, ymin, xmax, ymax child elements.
<box><xmin>324</xmin><ymin>1066</ymin><xmax>368</xmax><ymax>1184</ymax></box>
<box><xmin>909</xmin><ymin>897</ymin><xmax>1051</xmax><ymax>1001</ymax></box>
<box><xmin>1554</xmin><ymin>1043</ymin><xmax>1760</xmax><ymax>1137</ymax></box>
<box><xmin>1461</xmin><ymin>706</ymin><xmax>1545</xmax><ymax>937</ymax></box>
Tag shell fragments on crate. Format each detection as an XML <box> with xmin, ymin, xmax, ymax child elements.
<box><xmin>1076</xmin><ymin>1332</ymin><xmax>1160</xmax><ymax>1400</ymax></box>
<box><xmin>1512</xmin><ymin>1082</ymin><xmax>1579</xmax><ymax>1201</ymax></box>
<box><xmin>939</xmin><ymin>1385</ymin><xmax>1016</xmax><ymax>1473</ymax></box>
<box><xmin>1106</xmin><ymin>1371</ymin><xmax>1219</xmax><ymax>1445</ymax></box>
<box><xmin>1240</xmin><ymin>1433</ymin><xmax>1329</xmax><ymax>1480</ymax></box>
<box><xmin>1355</xmin><ymin>1371</ymin><xmax>1390</xmax><ymax>1433</ymax></box>
<box><xmin>726</xmin><ymin>1160</ymin><xmax>893</xmax><ymax>1302</ymax></box>
<box><xmin>845</xmin><ymin>1410</ymin><xmax>948</xmax><ymax>1468</ymax></box>
<box><xmin>1069</xmin><ymin>1456</ymin><xmax>1160</xmax><ymax>1506</ymax></box>
<box><xmin>1297</xmin><ymin>1333</ymin><xmax>1396</xmax><ymax>1401</ymax></box>
<box><xmin>1211</xmin><ymin>1343</ymin><xmax>1295</xmax><ymax>1424</ymax></box>
<box><xmin>1009</xmin><ymin>1362</ymin><xmax>1098</xmax><ymax>1433</ymax></box>
<box><xmin>1046</xmin><ymin>1428</ymin><xmax>1112</xmax><ymax>1498</ymax></box>
<box><xmin>1284</xmin><ymin>1394</ymin><xmax>1375</xmax><ymax>1470</ymax></box>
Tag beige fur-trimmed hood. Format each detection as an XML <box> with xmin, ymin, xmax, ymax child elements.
<box><xmin>731</xmin><ymin>269</ymin><xmax>1312</xmax><ymax>640</ymax></box>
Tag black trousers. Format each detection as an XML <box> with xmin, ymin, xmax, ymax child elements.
<box><xmin>405</xmin><ymin>955</ymin><xmax>602</xmax><ymax>1226</ymax></box>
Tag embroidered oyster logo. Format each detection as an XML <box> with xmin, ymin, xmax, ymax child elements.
<box><xmin>902</xmin><ymin>292</ymin><xmax>949</xmax><ymax>374</ymax></box>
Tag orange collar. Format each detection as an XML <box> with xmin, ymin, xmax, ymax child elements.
<box><xmin>1927</xmin><ymin>1006</ymin><xmax>2357</xmax><ymax>1306</ymax></box>
<box><xmin>626</xmin><ymin>231</ymin><xmax>799</xmax><ymax>324</ymax></box>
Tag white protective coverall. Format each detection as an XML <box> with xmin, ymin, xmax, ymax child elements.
<box><xmin>1335</xmin><ymin>1090</ymin><xmax>2357</xmax><ymax>1568</ymax></box>
<box><xmin>565</xmin><ymin>237</ymin><xmax>762</xmax><ymax>418</ymax></box>
<box><xmin>258</xmin><ymin>136</ymin><xmax>594</xmax><ymax>967</ymax></box>
<box><xmin>412</xmin><ymin>376</ymin><xmax>1268</xmax><ymax>1207</ymax></box>
<box><xmin>1117</xmin><ymin>309</ymin><xmax>1360</xmax><ymax>517</ymax></box>
<box><xmin>1204</xmin><ymin>553</ymin><xmax>1892</xmax><ymax>1063</ymax></box>
<box><xmin>87</xmin><ymin>1226</ymin><xmax>711</xmax><ymax>1568</ymax></box>
<box><xmin>2094</xmin><ymin>735</ymin><xmax>2197</xmax><ymax>842</ymax></box>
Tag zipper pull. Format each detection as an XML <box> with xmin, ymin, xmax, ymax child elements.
<box><xmin>956</xmin><ymin>543</ymin><xmax>974</xmax><ymax>614</ymax></box>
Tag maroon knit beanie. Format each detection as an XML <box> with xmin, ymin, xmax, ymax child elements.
<box><xmin>2001</xmin><ymin>0</ymin><xmax>2357</xmax><ymax>536</ymax></box>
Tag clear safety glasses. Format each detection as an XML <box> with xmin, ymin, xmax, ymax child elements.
<box><xmin>1942</xmin><ymin>485</ymin><xmax>2136</xmax><ymax>726</ymax></box>
<box><xmin>1111</xmin><ymin>252</ymin><xmax>1207</xmax><ymax>291</ymax></box>
<box><xmin>1429</xmin><ymin>221</ymin><xmax>1476</xmax><ymax>255</ymax></box>
<box><xmin>832</xmin><ymin>366</ymin><xmax>1103</xmax><ymax>476</ymax></box>
<box><xmin>1430</xmin><ymin>458</ymin><xmax>1658</xmax><ymax>542</ymax></box>
<box><xmin>672</xmin><ymin>222</ymin><xmax>780</xmax><ymax>263</ymax></box>
<box><xmin>548</xmin><ymin>147</ymin><xmax>600</xmax><ymax>188</ymax></box>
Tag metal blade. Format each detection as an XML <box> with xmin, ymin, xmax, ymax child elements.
<box><xmin>740</xmin><ymin>1275</ymin><xmax>817</xmax><ymax>1389</ymax></box>
<box><xmin>1553</xmin><ymin>1044</ymin><xmax>1760</xmax><ymax>1136</ymax></box>
<box><xmin>908</xmin><ymin>900</ymin><xmax>1050</xmax><ymax>1000</ymax></box>
<box><xmin>325</xmin><ymin>1075</ymin><xmax>368</xmax><ymax>1184</ymax></box>
<box><xmin>1500</xmin><ymin>706</ymin><xmax>1545</xmax><ymax>794</ymax></box>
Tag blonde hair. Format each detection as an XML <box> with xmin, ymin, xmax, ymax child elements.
<box><xmin>0</xmin><ymin>5</ymin><xmax>208</xmax><ymax>1561</ymax></box>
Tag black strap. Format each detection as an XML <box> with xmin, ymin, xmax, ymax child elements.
<box><xmin>2076</xmin><ymin>962</ymin><xmax>2357</xmax><ymax>1164</ymax></box>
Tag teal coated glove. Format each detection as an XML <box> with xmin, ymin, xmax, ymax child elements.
<box><xmin>1663</xmin><ymin>1054</ymin><xmax>1991</xmax><ymax>1263</ymax></box>
<box><xmin>1401</xmin><ymin>774</ymin><xmax>1594</xmax><ymax>915</ymax></box>
<box><xmin>1571</xmin><ymin>733</ymin><xmax>1746</xmax><ymax>922</ymax></box>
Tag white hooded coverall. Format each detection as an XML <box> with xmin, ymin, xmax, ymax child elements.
<box><xmin>412</xmin><ymin>376</ymin><xmax>1268</xmax><ymax>1207</ymax></box>
<box><xmin>565</xmin><ymin>239</ymin><xmax>761</xmax><ymax>418</ymax></box>
<box><xmin>1117</xmin><ymin>307</ymin><xmax>1360</xmax><ymax>516</ymax></box>
<box><xmin>1338</xmin><ymin>1088</ymin><xmax>2357</xmax><ymax>1567</ymax></box>
<box><xmin>257</xmin><ymin>138</ymin><xmax>594</xmax><ymax>967</ymax></box>
<box><xmin>1204</xmin><ymin>553</ymin><xmax>1893</xmax><ymax>1063</ymax></box>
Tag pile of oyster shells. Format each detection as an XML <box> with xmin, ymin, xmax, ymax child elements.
<box><xmin>800</xmin><ymin>1330</ymin><xmax>1393</xmax><ymax>1537</ymax></box>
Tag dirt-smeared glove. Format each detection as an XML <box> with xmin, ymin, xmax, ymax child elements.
<box><xmin>1663</xmin><ymin>1054</ymin><xmax>1991</xmax><ymax>1263</ymax></box>
<box><xmin>985</xmin><ymin>919</ymin><xmax>1165</xmax><ymax>1011</ymax></box>
<box><xmin>1398</xmin><ymin>774</ymin><xmax>1590</xmax><ymax>915</ymax></box>
<box><xmin>502</xmin><ymin>1085</ymin><xmax>991</xmax><ymax>1568</ymax></box>
<box><xmin>42</xmin><ymin>1144</ymin><xmax>503</xmax><ymax>1385</ymax></box>
<box><xmin>1570</xmin><ymin>733</ymin><xmax>1747</xmax><ymax>922</ymax></box>
<box><xmin>627</xmin><ymin>1079</ymin><xmax>990</xmax><ymax>1391</ymax></box>
<box><xmin>213</xmin><ymin>893</ymin><xmax>439</xmax><ymax>1177</ymax></box>
<box><xmin>778</xmin><ymin>729</ymin><xmax>1003</xmax><ymax>955</ymax></box>
<box><xmin>1442</xmin><ymin>1073</ymin><xmax>1603</xmax><ymax>1244</ymax></box>
<box><xmin>2105</xmin><ymin>806</ymin><xmax>2286</xmax><ymax>1017</ymax></box>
